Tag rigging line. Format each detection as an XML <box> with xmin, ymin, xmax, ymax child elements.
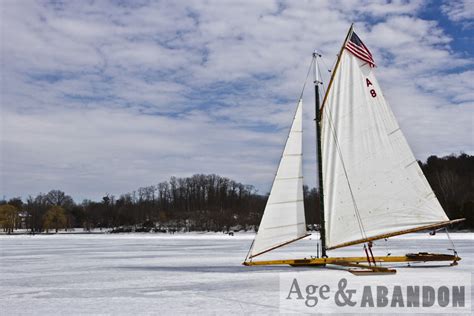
<box><xmin>315</xmin><ymin>55</ymin><xmax>332</xmax><ymax>101</ymax></box>
<box><xmin>321</xmin><ymin>101</ymin><xmax>368</xmax><ymax>240</ymax></box>
<box><xmin>299</xmin><ymin>57</ymin><xmax>315</xmax><ymax>100</ymax></box>
<box><xmin>321</xmin><ymin>54</ymin><xmax>338</xmax><ymax>76</ymax></box>
<box><xmin>315</xmin><ymin>54</ymin><xmax>366</xmax><ymax>237</ymax></box>
<box><xmin>319</xmin><ymin>55</ymin><xmax>333</xmax><ymax>75</ymax></box>
<box><xmin>444</xmin><ymin>227</ymin><xmax>457</xmax><ymax>253</ymax></box>
<box><xmin>317</xmin><ymin>62</ymin><xmax>327</xmax><ymax>98</ymax></box>
<box><xmin>244</xmin><ymin>239</ymin><xmax>255</xmax><ymax>262</ymax></box>
<box><xmin>383</xmin><ymin>238</ymin><xmax>391</xmax><ymax>256</ymax></box>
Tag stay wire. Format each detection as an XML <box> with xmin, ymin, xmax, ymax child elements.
<box><xmin>320</xmin><ymin>55</ymin><xmax>335</xmax><ymax>76</ymax></box>
<box><xmin>244</xmin><ymin>239</ymin><xmax>255</xmax><ymax>262</ymax></box>
<box><xmin>246</xmin><ymin>56</ymin><xmax>314</xmax><ymax>260</ymax></box>
<box><xmin>319</xmin><ymin>57</ymin><xmax>368</xmax><ymax>240</ymax></box>
<box><xmin>444</xmin><ymin>227</ymin><xmax>457</xmax><ymax>254</ymax></box>
<box><xmin>299</xmin><ymin>57</ymin><xmax>315</xmax><ymax>101</ymax></box>
<box><xmin>322</xmin><ymin>104</ymin><xmax>368</xmax><ymax>240</ymax></box>
<box><xmin>317</xmin><ymin>60</ymin><xmax>327</xmax><ymax>98</ymax></box>
<box><xmin>315</xmin><ymin>53</ymin><xmax>367</xmax><ymax>241</ymax></box>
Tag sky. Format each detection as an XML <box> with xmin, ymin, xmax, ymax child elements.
<box><xmin>1</xmin><ymin>0</ymin><xmax>473</xmax><ymax>201</ymax></box>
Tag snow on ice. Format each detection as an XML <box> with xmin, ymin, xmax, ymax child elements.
<box><xmin>0</xmin><ymin>232</ymin><xmax>473</xmax><ymax>314</ymax></box>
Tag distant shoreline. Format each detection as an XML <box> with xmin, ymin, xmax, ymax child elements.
<box><xmin>1</xmin><ymin>229</ymin><xmax>472</xmax><ymax>236</ymax></box>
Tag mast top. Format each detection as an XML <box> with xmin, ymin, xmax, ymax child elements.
<box><xmin>312</xmin><ymin>51</ymin><xmax>322</xmax><ymax>85</ymax></box>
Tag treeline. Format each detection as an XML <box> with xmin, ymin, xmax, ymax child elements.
<box><xmin>1</xmin><ymin>174</ymin><xmax>269</xmax><ymax>233</ymax></box>
<box><xmin>0</xmin><ymin>154</ymin><xmax>472</xmax><ymax>233</ymax></box>
<box><xmin>420</xmin><ymin>153</ymin><xmax>474</xmax><ymax>227</ymax></box>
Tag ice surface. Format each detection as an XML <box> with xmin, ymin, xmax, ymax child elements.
<box><xmin>0</xmin><ymin>232</ymin><xmax>472</xmax><ymax>315</ymax></box>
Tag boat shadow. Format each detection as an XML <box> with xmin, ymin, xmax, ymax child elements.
<box><xmin>115</xmin><ymin>262</ymin><xmax>455</xmax><ymax>273</ymax></box>
<box><xmin>401</xmin><ymin>264</ymin><xmax>457</xmax><ymax>268</ymax></box>
<box><xmin>116</xmin><ymin>264</ymin><xmax>330</xmax><ymax>273</ymax></box>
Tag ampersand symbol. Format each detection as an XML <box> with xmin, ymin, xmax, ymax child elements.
<box><xmin>334</xmin><ymin>278</ymin><xmax>357</xmax><ymax>306</ymax></box>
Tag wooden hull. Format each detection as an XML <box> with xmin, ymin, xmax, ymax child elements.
<box><xmin>243</xmin><ymin>252</ymin><xmax>460</xmax><ymax>267</ymax></box>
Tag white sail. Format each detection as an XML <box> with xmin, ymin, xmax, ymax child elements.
<box><xmin>249</xmin><ymin>100</ymin><xmax>308</xmax><ymax>258</ymax></box>
<box><xmin>321</xmin><ymin>44</ymin><xmax>450</xmax><ymax>249</ymax></box>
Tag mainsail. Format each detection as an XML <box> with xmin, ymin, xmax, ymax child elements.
<box><xmin>320</xmin><ymin>31</ymin><xmax>451</xmax><ymax>249</ymax></box>
<box><xmin>249</xmin><ymin>100</ymin><xmax>309</xmax><ymax>258</ymax></box>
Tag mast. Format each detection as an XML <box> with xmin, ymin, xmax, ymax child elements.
<box><xmin>313</xmin><ymin>52</ymin><xmax>326</xmax><ymax>257</ymax></box>
<box><xmin>313</xmin><ymin>24</ymin><xmax>354</xmax><ymax>257</ymax></box>
<box><xmin>319</xmin><ymin>24</ymin><xmax>354</xmax><ymax>115</ymax></box>
<box><xmin>313</xmin><ymin>24</ymin><xmax>354</xmax><ymax>258</ymax></box>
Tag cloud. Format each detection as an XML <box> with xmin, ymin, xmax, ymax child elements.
<box><xmin>1</xmin><ymin>0</ymin><xmax>473</xmax><ymax>200</ymax></box>
<box><xmin>441</xmin><ymin>0</ymin><xmax>474</xmax><ymax>28</ymax></box>
<box><xmin>2</xmin><ymin>107</ymin><xmax>283</xmax><ymax>200</ymax></box>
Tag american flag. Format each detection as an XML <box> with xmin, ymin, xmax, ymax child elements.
<box><xmin>345</xmin><ymin>32</ymin><xmax>375</xmax><ymax>67</ymax></box>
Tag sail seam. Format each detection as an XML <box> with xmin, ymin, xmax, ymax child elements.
<box><xmin>388</xmin><ymin>128</ymin><xmax>400</xmax><ymax>136</ymax></box>
<box><xmin>267</xmin><ymin>199</ymin><xmax>304</xmax><ymax>205</ymax></box>
<box><xmin>405</xmin><ymin>160</ymin><xmax>417</xmax><ymax>168</ymax></box>
<box><xmin>275</xmin><ymin>176</ymin><xmax>304</xmax><ymax>180</ymax></box>
<box><xmin>265</xmin><ymin>222</ymin><xmax>306</xmax><ymax>230</ymax></box>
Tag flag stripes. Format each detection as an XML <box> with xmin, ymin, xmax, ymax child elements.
<box><xmin>345</xmin><ymin>32</ymin><xmax>375</xmax><ymax>67</ymax></box>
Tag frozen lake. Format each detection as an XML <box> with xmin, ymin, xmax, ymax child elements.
<box><xmin>1</xmin><ymin>232</ymin><xmax>473</xmax><ymax>314</ymax></box>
